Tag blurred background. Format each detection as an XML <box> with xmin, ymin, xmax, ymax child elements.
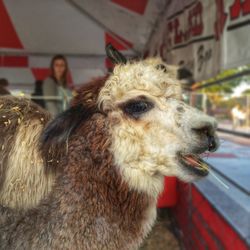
<box><xmin>0</xmin><ymin>0</ymin><xmax>250</xmax><ymax>249</ymax></box>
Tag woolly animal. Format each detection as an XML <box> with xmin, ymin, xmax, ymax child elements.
<box><xmin>0</xmin><ymin>45</ymin><xmax>219</xmax><ymax>249</ymax></box>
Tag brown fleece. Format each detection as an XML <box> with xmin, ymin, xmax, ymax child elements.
<box><xmin>71</xmin><ymin>76</ymin><xmax>108</xmax><ymax>109</ymax></box>
<box><xmin>0</xmin><ymin>96</ymin><xmax>51</xmax><ymax>190</ymax></box>
<box><xmin>0</xmin><ymin>77</ymin><xmax>156</xmax><ymax>249</ymax></box>
<box><xmin>0</xmin><ymin>113</ymin><xmax>154</xmax><ymax>250</ymax></box>
<box><xmin>41</xmin><ymin>76</ymin><xmax>109</xmax><ymax>174</ymax></box>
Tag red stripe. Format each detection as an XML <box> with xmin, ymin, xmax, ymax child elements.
<box><xmin>208</xmin><ymin>152</ymin><xmax>237</xmax><ymax>158</ymax></box>
<box><xmin>0</xmin><ymin>56</ymin><xmax>28</xmax><ymax>67</ymax></box>
<box><xmin>31</xmin><ymin>68</ymin><xmax>51</xmax><ymax>81</ymax></box>
<box><xmin>192</xmin><ymin>212</ymin><xmax>220</xmax><ymax>250</ymax></box>
<box><xmin>172</xmin><ymin>182</ymin><xmax>248</xmax><ymax>249</ymax></box>
<box><xmin>192</xmin><ymin>187</ymin><xmax>248</xmax><ymax>250</ymax></box>
<box><xmin>190</xmin><ymin>229</ymin><xmax>206</xmax><ymax>250</ymax></box>
<box><xmin>111</xmin><ymin>0</ymin><xmax>148</xmax><ymax>15</ymax></box>
<box><xmin>157</xmin><ymin>177</ymin><xmax>177</xmax><ymax>207</ymax></box>
<box><xmin>105</xmin><ymin>33</ymin><xmax>133</xmax><ymax>51</ymax></box>
<box><xmin>0</xmin><ymin>0</ymin><xmax>23</xmax><ymax>49</ymax></box>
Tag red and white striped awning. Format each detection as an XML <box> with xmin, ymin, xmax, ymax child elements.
<box><xmin>0</xmin><ymin>0</ymin><xmax>165</xmax><ymax>92</ymax></box>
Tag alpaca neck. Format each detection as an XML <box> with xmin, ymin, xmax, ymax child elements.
<box><xmin>45</xmin><ymin>154</ymin><xmax>157</xmax><ymax>249</ymax></box>
<box><xmin>40</xmin><ymin>114</ymin><xmax>157</xmax><ymax>248</ymax></box>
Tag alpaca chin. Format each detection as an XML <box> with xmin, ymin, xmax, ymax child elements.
<box><xmin>116</xmin><ymin>163</ymin><xmax>165</xmax><ymax>197</ymax></box>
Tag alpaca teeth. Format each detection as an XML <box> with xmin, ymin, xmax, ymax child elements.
<box><xmin>180</xmin><ymin>153</ymin><xmax>208</xmax><ymax>171</ymax></box>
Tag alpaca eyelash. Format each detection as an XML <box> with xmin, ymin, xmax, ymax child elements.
<box><xmin>120</xmin><ymin>98</ymin><xmax>154</xmax><ymax>119</ymax></box>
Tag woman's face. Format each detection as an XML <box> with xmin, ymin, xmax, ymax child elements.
<box><xmin>53</xmin><ymin>59</ymin><xmax>66</xmax><ymax>80</ymax></box>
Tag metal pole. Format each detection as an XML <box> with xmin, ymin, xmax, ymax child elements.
<box><xmin>247</xmin><ymin>95</ymin><xmax>250</xmax><ymax>132</ymax></box>
<box><xmin>201</xmin><ymin>93</ymin><xmax>207</xmax><ymax>113</ymax></box>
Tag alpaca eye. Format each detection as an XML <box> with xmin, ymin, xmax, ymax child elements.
<box><xmin>156</xmin><ymin>64</ymin><xmax>167</xmax><ymax>73</ymax></box>
<box><xmin>123</xmin><ymin>101</ymin><xmax>153</xmax><ymax>118</ymax></box>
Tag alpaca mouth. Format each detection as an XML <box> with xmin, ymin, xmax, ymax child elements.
<box><xmin>178</xmin><ymin>153</ymin><xmax>210</xmax><ymax>177</ymax></box>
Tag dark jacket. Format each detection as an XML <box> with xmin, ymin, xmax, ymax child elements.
<box><xmin>0</xmin><ymin>86</ymin><xmax>11</xmax><ymax>96</ymax></box>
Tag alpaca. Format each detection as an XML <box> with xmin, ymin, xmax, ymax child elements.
<box><xmin>0</xmin><ymin>97</ymin><xmax>54</xmax><ymax>209</ymax></box>
<box><xmin>0</xmin><ymin>45</ymin><xmax>219</xmax><ymax>249</ymax></box>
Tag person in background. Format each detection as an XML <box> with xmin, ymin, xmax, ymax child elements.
<box><xmin>43</xmin><ymin>55</ymin><xmax>72</xmax><ymax>116</ymax></box>
<box><xmin>31</xmin><ymin>80</ymin><xmax>45</xmax><ymax>108</ymax></box>
<box><xmin>231</xmin><ymin>105</ymin><xmax>246</xmax><ymax>129</ymax></box>
<box><xmin>0</xmin><ymin>78</ymin><xmax>11</xmax><ymax>96</ymax></box>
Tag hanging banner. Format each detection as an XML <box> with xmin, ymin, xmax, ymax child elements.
<box><xmin>146</xmin><ymin>0</ymin><xmax>250</xmax><ymax>82</ymax></box>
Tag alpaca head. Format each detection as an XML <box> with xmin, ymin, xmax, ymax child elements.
<box><xmin>42</xmin><ymin>46</ymin><xmax>219</xmax><ymax>198</ymax></box>
<box><xmin>96</xmin><ymin>48</ymin><xmax>219</xmax><ymax>196</ymax></box>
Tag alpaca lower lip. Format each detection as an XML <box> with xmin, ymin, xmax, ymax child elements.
<box><xmin>178</xmin><ymin>153</ymin><xmax>210</xmax><ymax>177</ymax></box>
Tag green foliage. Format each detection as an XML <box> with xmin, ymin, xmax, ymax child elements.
<box><xmin>203</xmin><ymin>82</ymin><xmax>237</xmax><ymax>93</ymax></box>
<box><xmin>243</xmin><ymin>88</ymin><xmax>250</xmax><ymax>95</ymax></box>
<box><xmin>198</xmin><ymin>64</ymin><xmax>250</xmax><ymax>94</ymax></box>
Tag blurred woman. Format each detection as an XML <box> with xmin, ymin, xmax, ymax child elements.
<box><xmin>31</xmin><ymin>80</ymin><xmax>45</xmax><ymax>108</ymax></box>
<box><xmin>0</xmin><ymin>78</ymin><xmax>11</xmax><ymax>95</ymax></box>
<box><xmin>43</xmin><ymin>55</ymin><xmax>71</xmax><ymax>116</ymax></box>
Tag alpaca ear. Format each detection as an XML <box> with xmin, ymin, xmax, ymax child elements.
<box><xmin>105</xmin><ymin>43</ymin><xmax>127</xmax><ymax>64</ymax></box>
<box><xmin>40</xmin><ymin>105</ymin><xmax>93</xmax><ymax>172</ymax></box>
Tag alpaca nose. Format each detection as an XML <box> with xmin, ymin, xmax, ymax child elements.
<box><xmin>208</xmin><ymin>135</ymin><xmax>217</xmax><ymax>152</ymax></box>
<box><xmin>192</xmin><ymin>123</ymin><xmax>217</xmax><ymax>152</ymax></box>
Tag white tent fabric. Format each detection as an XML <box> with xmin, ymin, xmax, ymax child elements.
<box><xmin>70</xmin><ymin>0</ymin><xmax>166</xmax><ymax>52</ymax></box>
<box><xmin>3</xmin><ymin>0</ymin><xmax>105</xmax><ymax>55</ymax></box>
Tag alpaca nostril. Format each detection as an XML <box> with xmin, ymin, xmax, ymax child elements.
<box><xmin>208</xmin><ymin>136</ymin><xmax>217</xmax><ymax>152</ymax></box>
<box><xmin>192</xmin><ymin>125</ymin><xmax>218</xmax><ymax>151</ymax></box>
